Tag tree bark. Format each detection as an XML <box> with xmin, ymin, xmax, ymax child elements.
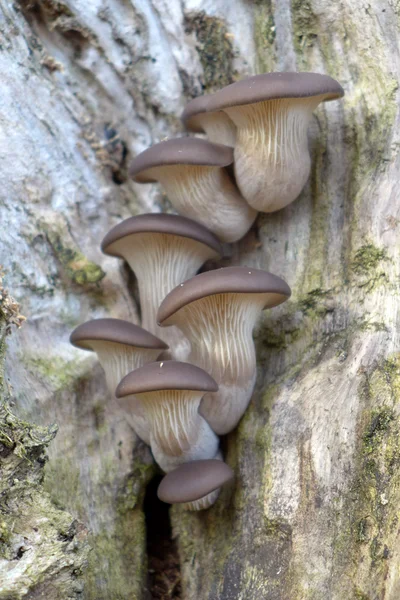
<box><xmin>1</xmin><ymin>0</ymin><xmax>400</xmax><ymax>598</ymax></box>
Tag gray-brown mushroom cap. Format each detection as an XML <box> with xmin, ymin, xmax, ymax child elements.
<box><xmin>157</xmin><ymin>266</ymin><xmax>291</xmax><ymax>325</ymax></box>
<box><xmin>70</xmin><ymin>318</ymin><xmax>168</xmax><ymax>352</ymax></box>
<box><xmin>157</xmin><ymin>459</ymin><xmax>234</xmax><ymax>503</ymax></box>
<box><xmin>129</xmin><ymin>137</ymin><xmax>234</xmax><ymax>183</ymax></box>
<box><xmin>101</xmin><ymin>213</ymin><xmax>223</xmax><ymax>258</ymax></box>
<box><xmin>181</xmin><ymin>95</ymin><xmax>211</xmax><ymax>132</ymax></box>
<box><xmin>116</xmin><ymin>360</ymin><xmax>218</xmax><ymax>397</ymax></box>
<box><xmin>207</xmin><ymin>72</ymin><xmax>344</xmax><ymax>112</ymax></box>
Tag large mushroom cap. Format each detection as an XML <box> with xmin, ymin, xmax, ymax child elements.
<box><xmin>101</xmin><ymin>213</ymin><xmax>223</xmax><ymax>258</ymax></box>
<box><xmin>157</xmin><ymin>459</ymin><xmax>234</xmax><ymax>503</ymax></box>
<box><xmin>208</xmin><ymin>72</ymin><xmax>345</xmax><ymax>112</ymax></box>
<box><xmin>129</xmin><ymin>137</ymin><xmax>233</xmax><ymax>183</ymax></box>
<box><xmin>181</xmin><ymin>95</ymin><xmax>211</xmax><ymax>132</ymax></box>
<box><xmin>157</xmin><ymin>266</ymin><xmax>291</xmax><ymax>325</ymax></box>
<box><xmin>70</xmin><ymin>318</ymin><xmax>168</xmax><ymax>352</ymax></box>
<box><xmin>116</xmin><ymin>360</ymin><xmax>218</xmax><ymax>397</ymax></box>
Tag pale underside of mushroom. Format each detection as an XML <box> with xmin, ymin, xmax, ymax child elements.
<box><xmin>166</xmin><ymin>292</ymin><xmax>271</xmax><ymax>434</ymax></box>
<box><xmin>182</xmin><ymin>488</ymin><xmax>221</xmax><ymax>511</ymax></box>
<box><xmin>144</xmin><ymin>165</ymin><xmax>257</xmax><ymax>243</ymax></box>
<box><xmin>109</xmin><ymin>232</ymin><xmax>217</xmax><ymax>360</ymax></box>
<box><xmin>224</xmin><ymin>96</ymin><xmax>323</xmax><ymax>212</ymax></box>
<box><xmin>136</xmin><ymin>389</ymin><xmax>219</xmax><ymax>472</ymax></box>
<box><xmin>191</xmin><ymin>111</ymin><xmax>237</xmax><ymax>147</ymax></box>
<box><xmin>89</xmin><ymin>340</ymin><xmax>160</xmax><ymax>443</ymax></box>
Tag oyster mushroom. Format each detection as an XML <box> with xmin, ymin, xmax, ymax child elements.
<box><xmin>182</xmin><ymin>94</ymin><xmax>236</xmax><ymax>146</ymax></box>
<box><xmin>157</xmin><ymin>458</ymin><xmax>234</xmax><ymax>511</ymax></box>
<box><xmin>129</xmin><ymin>138</ymin><xmax>257</xmax><ymax>242</ymax></box>
<box><xmin>116</xmin><ymin>361</ymin><xmax>220</xmax><ymax>472</ymax></box>
<box><xmin>208</xmin><ymin>72</ymin><xmax>344</xmax><ymax>211</ymax></box>
<box><xmin>101</xmin><ymin>213</ymin><xmax>222</xmax><ymax>360</ymax></box>
<box><xmin>70</xmin><ymin>318</ymin><xmax>167</xmax><ymax>442</ymax></box>
<box><xmin>157</xmin><ymin>267</ymin><xmax>291</xmax><ymax>434</ymax></box>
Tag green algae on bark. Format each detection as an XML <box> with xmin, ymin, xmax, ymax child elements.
<box><xmin>184</xmin><ymin>11</ymin><xmax>237</xmax><ymax>92</ymax></box>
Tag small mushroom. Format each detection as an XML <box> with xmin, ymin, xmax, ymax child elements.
<box><xmin>101</xmin><ymin>214</ymin><xmax>222</xmax><ymax>359</ymax></box>
<box><xmin>70</xmin><ymin>318</ymin><xmax>167</xmax><ymax>443</ymax></box>
<box><xmin>207</xmin><ymin>72</ymin><xmax>344</xmax><ymax>212</ymax></box>
<box><xmin>182</xmin><ymin>95</ymin><xmax>236</xmax><ymax>146</ymax></box>
<box><xmin>116</xmin><ymin>361</ymin><xmax>220</xmax><ymax>472</ymax></box>
<box><xmin>157</xmin><ymin>267</ymin><xmax>291</xmax><ymax>434</ymax></box>
<box><xmin>129</xmin><ymin>138</ymin><xmax>257</xmax><ymax>242</ymax></box>
<box><xmin>157</xmin><ymin>458</ymin><xmax>234</xmax><ymax>511</ymax></box>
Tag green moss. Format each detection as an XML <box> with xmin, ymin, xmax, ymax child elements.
<box><xmin>354</xmin><ymin>588</ymin><xmax>371</xmax><ymax>600</ymax></box>
<box><xmin>46</xmin><ymin>229</ymin><xmax>105</xmax><ymax>285</ymax></box>
<box><xmin>298</xmin><ymin>288</ymin><xmax>333</xmax><ymax>314</ymax></box>
<box><xmin>291</xmin><ymin>0</ymin><xmax>319</xmax><ymax>56</ymax></box>
<box><xmin>254</xmin><ymin>0</ymin><xmax>276</xmax><ymax>73</ymax></box>
<box><xmin>24</xmin><ymin>354</ymin><xmax>88</xmax><ymax>391</ymax></box>
<box><xmin>362</xmin><ymin>408</ymin><xmax>394</xmax><ymax>455</ymax></box>
<box><xmin>351</xmin><ymin>244</ymin><xmax>388</xmax><ymax>276</ymax></box>
<box><xmin>184</xmin><ymin>12</ymin><xmax>237</xmax><ymax>92</ymax></box>
<box><xmin>84</xmin><ymin>459</ymin><xmax>155</xmax><ymax>600</ymax></box>
<box><xmin>329</xmin><ymin>355</ymin><xmax>400</xmax><ymax>592</ymax></box>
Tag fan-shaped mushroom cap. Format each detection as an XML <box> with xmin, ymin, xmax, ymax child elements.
<box><xmin>182</xmin><ymin>95</ymin><xmax>236</xmax><ymax>146</ymax></box>
<box><xmin>157</xmin><ymin>458</ymin><xmax>234</xmax><ymax>511</ymax></box>
<box><xmin>157</xmin><ymin>267</ymin><xmax>291</xmax><ymax>434</ymax></box>
<box><xmin>70</xmin><ymin>319</ymin><xmax>167</xmax><ymax>443</ymax></box>
<box><xmin>101</xmin><ymin>214</ymin><xmax>222</xmax><ymax>360</ymax></box>
<box><xmin>207</xmin><ymin>72</ymin><xmax>344</xmax><ymax>212</ymax></box>
<box><xmin>70</xmin><ymin>318</ymin><xmax>168</xmax><ymax>352</ymax></box>
<box><xmin>208</xmin><ymin>72</ymin><xmax>344</xmax><ymax>111</ymax></box>
<box><xmin>129</xmin><ymin>138</ymin><xmax>256</xmax><ymax>243</ymax></box>
<box><xmin>116</xmin><ymin>361</ymin><xmax>220</xmax><ymax>472</ymax></box>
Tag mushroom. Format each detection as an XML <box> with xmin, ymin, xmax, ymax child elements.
<box><xmin>129</xmin><ymin>138</ymin><xmax>257</xmax><ymax>243</ymax></box>
<box><xmin>157</xmin><ymin>267</ymin><xmax>291</xmax><ymax>434</ymax></box>
<box><xmin>207</xmin><ymin>72</ymin><xmax>344</xmax><ymax>212</ymax></box>
<box><xmin>157</xmin><ymin>458</ymin><xmax>234</xmax><ymax>511</ymax></box>
<box><xmin>182</xmin><ymin>95</ymin><xmax>236</xmax><ymax>147</ymax></box>
<box><xmin>116</xmin><ymin>361</ymin><xmax>220</xmax><ymax>472</ymax></box>
<box><xmin>70</xmin><ymin>318</ymin><xmax>167</xmax><ymax>443</ymax></box>
<box><xmin>101</xmin><ymin>213</ymin><xmax>223</xmax><ymax>359</ymax></box>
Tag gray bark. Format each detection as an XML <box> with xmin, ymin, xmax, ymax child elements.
<box><xmin>1</xmin><ymin>0</ymin><xmax>400</xmax><ymax>598</ymax></box>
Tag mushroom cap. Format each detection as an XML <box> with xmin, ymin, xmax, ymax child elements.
<box><xmin>181</xmin><ymin>95</ymin><xmax>211</xmax><ymax>132</ymax></box>
<box><xmin>101</xmin><ymin>213</ymin><xmax>223</xmax><ymax>258</ymax></box>
<box><xmin>129</xmin><ymin>137</ymin><xmax>233</xmax><ymax>183</ymax></box>
<box><xmin>157</xmin><ymin>266</ymin><xmax>291</xmax><ymax>325</ymax></box>
<box><xmin>70</xmin><ymin>318</ymin><xmax>168</xmax><ymax>352</ymax></box>
<box><xmin>116</xmin><ymin>360</ymin><xmax>218</xmax><ymax>397</ymax></box>
<box><xmin>207</xmin><ymin>72</ymin><xmax>345</xmax><ymax>112</ymax></box>
<box><xmin>157</xmin><ymin>459</ymin><xmax>234</xmax><ymax>503</ymax></box>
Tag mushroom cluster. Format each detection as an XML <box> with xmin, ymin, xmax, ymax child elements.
<box><xmin>70</xmin><ymin>71</ymin><xmax>343</xmax><ymax>511</ymax></box>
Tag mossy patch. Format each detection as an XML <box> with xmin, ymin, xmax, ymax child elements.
<box><xmin>24</xmin><ymin>354</ymin><xmax>88</xmax><ymax>391</ymax></box>
<box><xmin>291</xmin><ymin>0</ymin><xmax>319</xmax><ymax>55</ymax></box>
<box><xmin>330</xmin><ymin>355</ymin><xmax>400</xmax><ymax>593</ymax></box>
<box><xmin>44</xmin><ymin>229</ymin><xmax>105</xmax><ymax>286</ymax></box>
<box><xmin>351</xmin><ymin>243</ymin><xmax>388</xmax><ymax>276</ymax></box>
<box><xmin>184</xmin><ymin>12</ymin><xmax>237</xmax><ymax>92</ymax></box>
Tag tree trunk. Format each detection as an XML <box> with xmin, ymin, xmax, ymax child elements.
<box><xmin>1</xmin><ymin>0</ymin><xmax>399</xmax><ymax>598</ymax></box>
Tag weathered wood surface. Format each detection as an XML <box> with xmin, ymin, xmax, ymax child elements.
<box><xmin>1</xmin><ymin>0</ymin><xmax>400</xmax><ymax>598</ymax></box>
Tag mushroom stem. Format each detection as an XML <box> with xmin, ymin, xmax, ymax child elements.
<box><xmin>195</xmin><ymin>112</ymin><xmax>236</xmax><ymax>146</ymax></box>
<box><xmin>89</xmin><ymin>341</ymin><xmax>159</xmax><ymax>396</ymax></box>
<box><xmin>147</xmin><ymin>165</ymin><xmax>257</xmax><ymax>243</ymax></box>
<box><xmin>169</xmin><ymin>293</ymin><xmax>267</xmax><ymax>434</ymax></box>
<box><xmin>115</xmin><ymin>233</ymin><xmax>214</xmax><ymax>359</ymax></box>
<box><xmin>225</xmin><ymin>96</ymin><xmax>321</xmax><ymax>211</ymax></box>
<box><xmin>137</xmin><ymin>390</ymin><xmax>219</xmax><ymax>472</ymax></box>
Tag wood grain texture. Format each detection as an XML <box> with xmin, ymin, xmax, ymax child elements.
<box><xmin>1</xmin><ymin>0</ymin><xmax>399</xmax><ymax>598</ymax></box>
